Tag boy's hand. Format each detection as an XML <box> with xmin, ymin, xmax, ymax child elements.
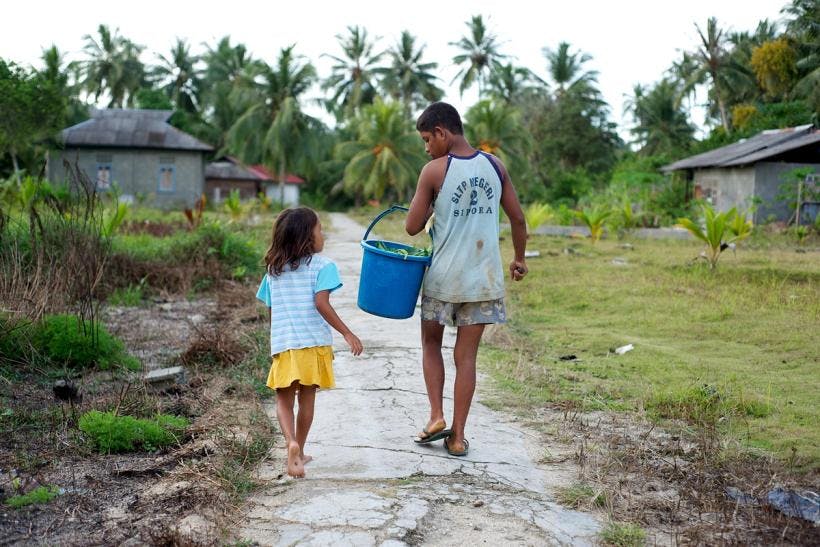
<box><xmin>510</xmin><ymin>260</ymin><xmax>528</xmax><ymax>281</ymax></box>
<box><xmin>344</xmin><ymin>332</ymin><xmax>363</xmax><ymax>356</ymax></box>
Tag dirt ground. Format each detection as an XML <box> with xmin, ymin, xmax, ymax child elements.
<box><xmin>0</xmin><ymin>282</ymin><xmax>275</xmax><ymax>546</ymax></box>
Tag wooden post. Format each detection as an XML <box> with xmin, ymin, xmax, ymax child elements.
<box><xmin>796</xmin><ymin>179</ymin><xmax>802</xmax><ymax>226</ymax></box>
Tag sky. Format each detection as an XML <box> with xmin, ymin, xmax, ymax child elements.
<box><xmin>1</xmin><ymin>0</ymin><xmax>790</xmax><ymax>140</ymax></box>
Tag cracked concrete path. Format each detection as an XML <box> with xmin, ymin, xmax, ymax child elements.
<box><xmin>238</xmin><ymin>213</ymin><xmax>601</xmax><ymax>546</ymax></box>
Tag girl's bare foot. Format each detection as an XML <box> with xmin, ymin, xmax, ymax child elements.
<box><xmin>286</xmin><ymin>441</ymin><xmax>305</xmax><ymax>478</ymax></box>
<box><xmin>301</xmin><ymin>454</ymin><xmax>313</xmax><ymax>465</ymax></box>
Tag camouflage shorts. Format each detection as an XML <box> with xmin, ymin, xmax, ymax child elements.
<box><xmin>420</xmin><ymin>296</ymin><xmax>507</xmax><ymax>327</ymax></box>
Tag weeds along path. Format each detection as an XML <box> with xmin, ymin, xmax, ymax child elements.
<box><xmin>238</xmin><ymin>213</ymin><xmax>601</xmax><ymax>546</ymax></box>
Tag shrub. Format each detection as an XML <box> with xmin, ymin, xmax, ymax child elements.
<box><xmin>4</xmin><ymin>485</ymin><xmax>61</xmax><ymax>508</ymax></box>
<box><xmin>79</xmin><ymin>410</ymin><xmax>188</xmax><ymax>453</ymax></box>
<box><xmin>29</xmin><ymin>314</ymin><xmax>139</xmax><ymax>370</ymax></box>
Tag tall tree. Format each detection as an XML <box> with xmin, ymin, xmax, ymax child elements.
<box><xmin>464</xmin><ymin>99</ymin><xmax>530</xmax><ymax>178</ymax></box>
<box><xmin>322</xmin><ymin>26</ymin><xmax>384</xmax><ymax>121</ymax></box>
<box><xmin>79</xmin><ymin>24</ymin><xmax>145</xmax><ymax>108</ymax></box>
<box><xmin>542</xmin><ymin>42</ymin><xmax>598</xmax><ymax>99</ymax></box>
<box><xmin>0</xmin><ymin>60</ymin><xmax>64</xmax><ymax>181</ymax></box>
<box><xmin>39</xmin><ymin>45</ymin><xmax>88</xmax><ymax>126</ymax></box>
<box><xmin>151</xmin><ymin>38</ymin><xmax>202</xmax><ymax>113</ymax></box>
<box><xmin>450</xmin><ymin>15</ymin><xmax>508</xmax><ymax>97</ymax></box>
<box><xmin>680</xmin><ymin>18</ymin><xmax>747</xmax><ymax>132</ymax></box>
<box><xmin>782</xmin><ymin>0</ymin><xmax>820</xmax><ymax>114</ymax></box>
<box><xmin>625</xmin><ymin>79</ymin><xmax>694</xmax><ymax>156</ymax></box>
<box><xmin>379</xmin><ymin>30</ymin><xmax>442</xmax><ymax>117</ymax></box>
<box><xmin>226</xmin><ymin>46</ymin><xmax>319</xmax><ymax>202</ymax></box>
<box><xmin>335</xmin><ymin>99</ymin><xmax>426</xmax><ymax>203</ymax></box>
<box><xmin>487</xmin><ymin>61</ymin><xmax>542</xmax><ymax>105</ymax></box>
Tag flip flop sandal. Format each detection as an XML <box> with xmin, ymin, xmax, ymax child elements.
<box><xmin>413</xmin><ymin>424</ymin><xmax>452</xmax><ymax>444</ymax></box>
<box><xmin>444</xmin><ymin>437</ymin><xmax>469</xmax><ymax>457</ymax></box>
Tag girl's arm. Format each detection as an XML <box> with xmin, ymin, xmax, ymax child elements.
<box><xmin>315</xmin><ymin>290</ymin><xmax>363</xmax><ymax>355</ymax></box>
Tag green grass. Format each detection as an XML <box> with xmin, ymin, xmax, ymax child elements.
<box><xmin>556</xmin><ymin>482</ymin><xmax>607</xmax><ymax>508</ymax></box>
<box><xmin>600</xmin><ymin>521</ymin><xmax>646</xmax><ymax>546</ymax></box>
<box><xmin>4</xmin><ymin>485</ymin><xmax>61</xmax><ymax>508</ymax></box>
<box><xmin>483</xmin><ymin>233</ymin><xmax>820</xmax><ymax>470</ymax></box>
<box><xmin>79</xmin><ymin>410</ymin><xmax>189</xmax><ymax>453</ymax></box>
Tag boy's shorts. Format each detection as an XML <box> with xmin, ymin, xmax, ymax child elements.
<box><xmin>420</xmin><ymin>296</ymin><xmax>506</xmax><ymax>327</ymax></box>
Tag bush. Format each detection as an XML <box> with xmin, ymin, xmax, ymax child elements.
<box><xmin>79</xmin><ymin>410</ymin><xmax>188</xmax><ymax>453</ymax></box>
<box><xmin>29</xmin><ymin>314</ymin><xmax>139</xmax><ymax>371</ymax></box>
<box><xmin>4</xmin><ymin>485</ymin><xmax>61</xmax><ymax>508</ymax></box>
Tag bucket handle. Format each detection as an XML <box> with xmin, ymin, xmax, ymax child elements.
<box><xmin>362</xmin><ymin>205</ymin><xmax>409</xmax><ymax>241</ymax></box>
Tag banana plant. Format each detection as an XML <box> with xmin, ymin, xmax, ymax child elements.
<box><xmin>677</xmin><ymin>204</ymin><xmax>751</xmax><ymax>269</ymax></box>
<box><xmin>575</xmin><ymin>205</ymin><xmax>613</xmax><ymax>244</ymax></box>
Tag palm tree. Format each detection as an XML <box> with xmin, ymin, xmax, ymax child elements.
<box><xmin>225</xmin><ymin>46</ymin><xmax>318</xmax><ymax>202</ymax></box>
<box><xmin>335</xmin><ymin>98</ymin><xmax>426</xmax><ymax>202</ymax></box>
<box><xmin>200</xmin><ymin>36</ymin><xmax>261</xmax><ymax>150</ymax></box>
<box><xmin>151</xmin><ymin>38</ymin><xmax>202</xmax><ymax>113</ymax></box>
<box><xmin>79</xmin><ymin>24</ymin><xmax>145</xmax><ymax>107</ymax></box>
<box><xmin>464</xmin><ymin>99</ymin><xmax>530</xmax><ymax>177</ymax></box>
<box><xmin>487</xmin><ymin>61</ymin><xmax>542</xmax><ymax>105</ymax></box>
<box><xmin>380</xmin><ymin>30</ymin><xmax>443</xmax><ymax>117</ymax></box>
<box><xmin>542</xmin><ymin>42</ymin><xmax>599</xmax><ymax>100</ymax></box>
<box><xmin>625</xmin><ymin>79</ymin><xmax>694</xmax><ymax>155</ymax></box>
<box><xmin>322</xmin><ymin>26</ymin><xmax>384</xmax><ymax>121</ymax></box>
<box><xmin>680</xmin><ymin>18</ymin><xmax>746</xmax><ymax>133</ymax></box>
<box><xmin>782</xmin><ymin>0</ymin><xmax>820</xmax><ymax>113</ymax></box>
<box><xmin>40</xmin><ymin>45</ymin><xmax>87</xmax><ymax>126</ymax></box>
<box><xmin>450</xmin><ymin>15</ymin><xmax>508</xmax><ymax>97</ymax></box>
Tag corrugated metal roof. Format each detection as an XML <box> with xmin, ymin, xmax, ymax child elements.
<box><xmin>662</xmin><ymin>125</ymin><xmax>818</xmax><ymax>171</ymax></box>
<box><xmin>60</xmin><ymin>109</ymin><xmax>213</xmax><ymax>152</ymax></box>
<box><xmin>248</xmin><ymin>164</ymin><xmax>305</xmax><ymax>184</ymax></box>
<box><xmin>205</xmin><ymin>160</ymin><xmax>260</xmax><ymax>181</ymax></box>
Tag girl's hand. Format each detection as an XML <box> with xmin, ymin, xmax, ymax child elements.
<box><xmin>344</xmin><ymin>332</ymin><xmax>363</xmax><ymax>356</ymax></box>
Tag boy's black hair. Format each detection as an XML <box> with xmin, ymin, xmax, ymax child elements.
<box><xmin>416</xmin><ymin>102</ymin><xmax>463</xmax><ymax>135</ymax></box>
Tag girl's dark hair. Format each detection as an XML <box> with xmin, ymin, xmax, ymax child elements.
<box><xmin>264</xmin><ymin>207</ymin><xmax>319</xmax><ymax>276</ymax></box>
<box><xmin>416</xmin><ymin>102</ymin><xmax>463</xmax><ymax>135</ymax></box>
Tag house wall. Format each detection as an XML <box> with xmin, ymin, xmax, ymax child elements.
<box><xmin>204</xmin><ymin>179</ymin><xmax>260</xmax><ymax>202</ymax></box>
<box><xmin>692</xmin><ymin>167</ymin><xmax>756</xmax><ymax>213</ymax></box>
<box><xmin>48</xmin><ymin>148</ymin><xmax>204</xmax><ymax>208</ymax></box>
<box><xmin>754</xmin><ymin>162</ymin><xmax>819</xmax><ymax>223</ymax></box>
<box><xmin>265</xmin><ymin>183</ymin><xmax>300</xmax><ymax>207</ymax></box>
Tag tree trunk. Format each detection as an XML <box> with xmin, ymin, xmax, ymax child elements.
<box><xmin>11</xmin><ymin>149</ymin><xmax>21</xmax><ymax>185</ymax></box>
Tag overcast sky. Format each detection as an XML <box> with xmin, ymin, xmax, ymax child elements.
<box><xmin>2</xmin><ymin>0</ymin><xmax>789</xmax><ymax>140</ymax></box>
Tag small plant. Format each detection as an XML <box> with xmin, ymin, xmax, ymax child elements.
<box><xmin>4</xmin><ymin>485</ymin><xmax>61</xmax><ymax>508</ymax></box>
<box><xmin>792</xmin><ymin>225</ymin><xmax>809</xmax><ymax>244</ymax></box>
<box><xmin>676</xmin><ymin>204</ymin><xmax>752</xmax><ymax>269</ymax></box>
<box><xmin>575</xmin><ymin>205</ymin><xmax>613</xmax><ymax>244</ymax></box>
<box><xmin>107</xmin><ymin>278</ymin><xmax>147</xmax><ymax>307</ymax></box>
<box><xmin>102</xmin><ymin>202</ymin><xmax>129</xmax><ymax>238</ymax></box>
<box><xmin>30</xmin><ymin>314</ymin><xmax>140</xmax><ymax>370</ymax></box>
<box><xmin>183</xmin><ymin>193</ymin><xmax>206</xmax><ymax>230</ymax></box>
<box><xmin>556</xmin><ymin>482</ymin><xmax>607</xmax><ymax>508</ymax></box>
<box><xmin>256</xmin><ymin>192</ymin><xmax>273</xmax><ymax>213</ymax></box>
<box><xmin>524</xmin><ymin>202</ymin><xmax>553</xmax><ymax>234</ymax></box>
<box><xmin>223</xmin><ymin>189</ymin><xmax>244</xmax><ymax>223</ymax></box>
<box><xmin>79</xmin><ymin>410</ymin><xmax>188</xmax><ymax>453</ymax></box>
<box><xmin>600</xmin><ymin>521</ymin><xmax>646</xmax><ymax>546</ymax></box>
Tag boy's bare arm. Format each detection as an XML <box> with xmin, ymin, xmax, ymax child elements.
<box><xmin>315</xmin><ymin>290</ymin><xmax>363</xmax><ymax>355</ymax></box>
<box><xmin>497</xmin><ymin>159</ymin><xmax>528</xmax><ymax>280</ymax></box>
<box><xmin>406</xmin><ymin>160</ymin><xmax>443</xmax><ymax>235</ymax></box>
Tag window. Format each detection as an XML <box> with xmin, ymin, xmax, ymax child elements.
<box><xmin>96</xmin><ymin>164</ymin><xmax>112</xmax><ymax>190</ymax></box>
<box><xmin>158</xmin><ymin>164</ymin><xmax>175</xmax><ymax>193</ymax></box>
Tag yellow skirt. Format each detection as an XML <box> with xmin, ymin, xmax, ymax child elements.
<box><xmin>266</xmin><ymin>345</ymin><xmax>335</xmax><ymax>390</ymax></box>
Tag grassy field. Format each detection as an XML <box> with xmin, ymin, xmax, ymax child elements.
<box><xmin>347</xmin><ymin>209</ymin><xmax>820</xmax><ymax>470</ymax></box>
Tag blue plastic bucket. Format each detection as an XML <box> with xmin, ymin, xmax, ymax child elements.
<box><xmin>358</xmin><ymin>205</ymin><xmax>431</xmax><ymax>319</ymax></box>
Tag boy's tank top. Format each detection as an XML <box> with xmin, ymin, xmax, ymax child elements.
<box><xmin>423</xmin><ymin>150</ymin><xmax>505</xmax><ymax>303</ymax></box>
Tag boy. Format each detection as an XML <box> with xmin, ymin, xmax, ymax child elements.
<box><xmin>405</xmin><ymin>102</ymin><xmax>527</xmax><ymax>456</ymax></box>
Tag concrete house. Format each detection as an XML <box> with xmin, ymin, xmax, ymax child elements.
<box><xmin>204</xmin><ymin>157</ymin><xmax>305</xmax><ymax>206</ymax></box>
<box><xmin>662</xmin><ymin>125</ymin><xmax>820</xmax><ymax>223</ymax></box>
<box><xmin>48</xmin><ymin>109</ymin><xmax>213</xmax><ymax>208</ymax></box>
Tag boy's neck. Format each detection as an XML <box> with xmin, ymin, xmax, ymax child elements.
<box><xmin>448</xmin><ymin>134</ymin><xmax>475</xmax><ymax>157</ymax></box>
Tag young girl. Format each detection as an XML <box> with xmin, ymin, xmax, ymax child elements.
<box><xmin>256</xmin><ymin>207</ymin><xmax>363</xmax><ymax>478</ymax></box>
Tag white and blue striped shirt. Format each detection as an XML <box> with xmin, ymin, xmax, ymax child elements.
<box><xmin>256</xmin><ymin>255</ymin><xmax>342</xmax><ymax>356</ymax></box>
